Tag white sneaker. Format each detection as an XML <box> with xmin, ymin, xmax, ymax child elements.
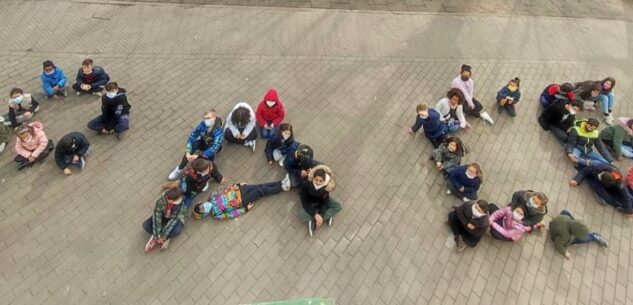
<box><xmin>78</xmin><ymin>157</ymin><xmax>86</xmax><ymax>169</ymax></box>
<box><xmin>446</xmin><ymin>189</ymin><xmax>452</xmax><ymax>195</ymax></box>
<box><xmin>92</xmin><ymin>91</ymin><xmax>103</xmax><ymax>97</ymax></box>
<box><xmin>281</xmin><ymin>174</ymin><xmax>291</xmax><ymax>191</ymax></box>
<box><xmin>480</xmin><ymin>111</ymin><xmax>495</xmax><ymax>125</ymax></box>
<box><xmin>168</xmin><ymin>166</ymin><xmax>183</xmax><ymax>180</ymax></box>
<box><xmin>327</xmin><ymin>217</ymin><xmax>333</xmax><ymax>227</ymax></box>
<box><xmin>278</xmin><ymin>159</ymin><xmax>284</xmax><ymax>167</ymax></box>
<box><xmin>249</xmin><ymin>140</ymin><xmax>256</xmax><ymax>152</ymax></box>
<box><xmin>605</xmin><ymin>114</ymin><xmax>615</xmax><ymax>126</ymax></box>
<box><xmin>0</xmin><ymin>142</ymin><xmax>5</xmax><ymax>154</ymax></box>
<box><xmin>462</xmin><ymin>197</ymin><xmax>469</xmax><ymax>202</ymax></box>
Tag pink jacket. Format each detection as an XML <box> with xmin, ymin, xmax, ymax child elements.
<box><xmin>15</xmin><ymin>121</ymin><xmax>48</xmax><ymax>158</ymax></box>
<box><xmin>451</xmin><ymin>75</ymin><xmax>475</xmax><ymax>109</ymax></box>
<box><xmin>489</xmin><ymin>207</ymin><xmax>532</xmax><ymax>241</ymax></box>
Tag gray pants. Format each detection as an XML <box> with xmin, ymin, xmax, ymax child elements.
<box><xmin>298</xmin><ymin>199</ymin><xmax>343</xmax><ymax>222</ymax></box>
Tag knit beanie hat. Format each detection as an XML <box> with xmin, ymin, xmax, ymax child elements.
<box><xmin>461</xmin><ymin>64</ymin><xmax>472</xmax><ymax>73</ymax></box>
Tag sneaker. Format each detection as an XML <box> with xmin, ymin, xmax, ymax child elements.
<box><xmin>604</xmin><ymin>114</ymin><xmax>615</xmax><ymax>126</ymax></box>
<box><xmin>592</xmin><ymin>233</ymin><xmax>609</xmax><ymax>248</ymax></box>
<box><xmin>480</xmin><ymin>111</ymin><xmax>495</xmax><ymax>125</ymax></box>
<box><xmin>116</xmin><ymin>132</ymin><xmax>125</xmax><ymax>140</ymax></box>
<box><xmin>308</xmin><ymin>220</ymin><xmax>315</xmax><ymax>237</ymax></box>
<box><xmin>202</xmin><ymin>182</ymin><xmax>209</xmax><ymax>192</ymax></box>
<box><xmin>75</xmin><ymin>91</ymin><xmax>82</xmax><ymax>96</ymax></box>
<box><xmin>17</xmin><ymin>160</ymin><xmax>32</xmax><ymax>171</ymax></box>
<box><xmin>168</xmin><ymin>166</ymin><xmax>183</xmax><ymax>180</ymax></box>
<box><xmin>462</xmin><ymin>197</ymin><xmax>470</xmax><ymax>203</ymax></box>
<box><xmin>281</xmin><ymin>174</ymin><xmax>291</xmax><ymax>191</ymax></box>
<box><xmin>145</xmin><ymin>236</ymin><xmax>158</xmax><ymax>253</ymax></box>
<box><xmin>496</xmin><ymin>103</ymin><xmax>503</xmax><ymax>114</ymax></box>
<box><xmin>33</xmin><ymin>105</ymin><xmax>40</xmax><ymax>113</ymax></box>
<box><xmin>249</xmin><ymin>140</ymin><xmax>256</xmax><ymax>152</ymax></box>
<box><xmin>160</xmin><ymin>239</ymin><xmax>171</xmax><ymax>250</ymax></box>
<box><xmin>446</xmin><ymin>189</ymin><xmax>452</xmax><ymax>195</ymax></box>
<box><xmin>92</xmin><ymin>91</ymin><xmax>103</xmax><ymax>97</ymax></box>
<box><xmin>78</xmin><ymin>157</ymin><xmax>85</xmax><ymax>169</ymax></box>
<box><xmin>454</xmin><ymin>235</ymin><xmax>466</xmax><ymax>252</ymax></box>
<box><xmin>327</xmin><ymin>217</ymin><xmax>333</xmax><ymax>227</ymax></box>
<box><xmin>278</xmin><ymin>159</ymin><xmax>284</xmax><ymax>167</ymax></box>
<box><xmin>0</xmin><ymin>142</ymin><xmax>5</xmax><ymax>154</ymax></box>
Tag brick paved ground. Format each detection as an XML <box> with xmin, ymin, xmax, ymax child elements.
<box><xmin>1</xmin><ymin>1</ymin><xmax>633</xmax><ymax>304</ymax></box>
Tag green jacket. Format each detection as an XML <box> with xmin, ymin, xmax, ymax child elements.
<box><xmin>600</xmin><ymin>125</ymin><xmax>633</xmax><ymax>159</ymax></box>
<box><xmin>0</xmin><ymin>123</ymin><xmax>9</xmax><ymax>143</ymax></box>
<box><xmin>152</xmin><ymin>196</ymin><xmax>186</xmax><ymax>239</ymax></box>
<box><xmin>548</xmin><ymin>215</ymin><xmax>589</xmax><ymax>254</ymax></box>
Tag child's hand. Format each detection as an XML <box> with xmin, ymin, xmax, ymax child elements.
<box><xmin>564</xmin><ymin>251</ymin><xmax>572</xmax><ymax>259</ymax></box>
<box><xmin>569</xmin><ymin>180</ymin><xmax>578</xmax><ymax>187</ymax></box>
<box><xmin>408</xmin><ymin>127</ymin><xmax>413</xmax><ymax>134</ymax></box>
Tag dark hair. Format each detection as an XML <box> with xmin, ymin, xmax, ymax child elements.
<box><xmin>314</xmin><ymin>169</ymin><xmax>326</xmax><ymax>180</ymax></box>
<box><xmin>560</xmin><ymin>83</ymin><xmax>574</xmax><ymax>93</ymax></box>
<box><xmin>162</xmin><ymin>182</ymin><xmax>183</xmax><ymax>201</ymax></box>
<box><xmin>600</xmin><ymin>171</ymin><xmax>617</xmax><ymax>188</ymax></box>
<box><xmin>626</xmin><ymin>119</ymin><xmax>633</xmax><ymax>129</ymax></box>
<box><xmin>513</xmin><ymin>206</ymin><xmax>526</xmax><ymax>214</ymax></box>
<box><xmin>9</xmin><ymin>87</ymin><xmax>23</xmax><ymax>96</ymax></box>
<box><xmin>105</xmin><ymin>82</ymin><xmax>118</xmax><ymax>91</ymax></box>
<box><xmin>82</xmin><ymin>58</ymin><xmax>93</xmax><ymax>66</ymax></box>
<box><xmin>569</xmin><ymin>99</ymin><xmax>584</xmax><ymax>111</ymax></box>
<box><xmin>445</xmin><ymin>136</ymin><xmax>465</xmax><ymax>156</ymax></box>
<box><xmin>586</xmin><ymin>118</ymin><xmax>600</xmax><ymax>128</ymax></box>
<box><xmin>231</xmin><ymin>107</ymin><xmax>251</xmax><ymax>127</ymax></box>
<box><xmin>510</xmin><ymin>77</ymin><xmax>520</xmax><ymax>87</ymax></box>
<box><xmin>475</xmin><ymin>200</ymin><xmax>489</xmax><ymax>214</ymax></box>
<box><xmin>601</xmin><ymin>77</ymin><xmax>616</xmax><ymax>89</ymax></box>
<box><xmin>58</xmin><ymin>135</ymin><xmax>74</xmax><ymax>150</ymax></box>
<box><xmin>279</xmin><ymin>123</ymin><xmax>293</xmax><ymax>133</ymax></box>
<box><xmin>446</xmin><ymin>88</ymin><xmax>465</xmax><ymax>105</ymax></box>
<box><xmin>460</xmin><ymin>64</ymin><xmax>472</xmax><ymax>73</ymax></box>
<box><xmin>533</xmin><ymin>192</ymin><xmax>548</xmax><ymax>205</ymax></box>
<box><xmin>297</xmin><ymin>144</ymin><xmax>313</xmax><ymax>159</ymax></box>
<box><xmin>42</xmin><ymin>60</ymin><xmax>55</xmax><ymax>69</ymax></box>
<box><xmin>191</xmin><ymin>158</ymin><xmax>210</xmax><ymax>172</ymax></box>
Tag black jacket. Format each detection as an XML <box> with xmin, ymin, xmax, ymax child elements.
<box><xmin>54</xmin><ymin>132</ymin><xmax>90</xmax><ymax>169</ymax></box>
<box><xmin>538</xmin><ymin>99</ymin><xmax>576</xmax><ymax>131</ymax></box>
<box><xmin>509</xmin><ymin>190</ymin><xmax>548</xmax><ymax>228</ymax></box>
<box><xmin>101</xmin><ymin>88</ymin><xmax>131</xmax><ymax>130</ymax></box>
<box><xmin>300</xmin><ymin>181</ymin><xmax>331</xmax><ymax>217</ymax></box>
<box><xmin>455</xmin><ymin>202</ymin><xmax>489</xmax><ymax>238</ymax></box>
<box><xmin>264</xmin><ymin>129</ymin><xmax>296</xmax><ymax>162</ymax></box>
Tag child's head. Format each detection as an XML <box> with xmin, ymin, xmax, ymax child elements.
<box><xmin>589</xmin><ymin>83</ymin><xmax>601</xmax><ymax>98</ymax></box>
<box><xmin>584</xmin><ymin>118</ymin><xmax>600</xmax><ymax>132</ymax></box>
<box><xmin>460</xmin><ymin>64</ymin><xmax>472</xmax><ymax>80</ymax></box>
<box><xmin>508</xmin><ymin>77</ymin><xmax>520</xmax><ymax>92</ymax></box>
<box><xmin>512</xmin><ymin>206</ymin><xmax>525</xmax><ymax>221</ymax></box>
<box><xmin>598</xmin><ymin>171</ymin><xmax>618</xmax><ymax>188</ymax></box>
<box><xmin>191</xmin><ymin>158</ymin><xmax>210</xmax><ymax>174</ymax></box>
<box><xmin>81</xmin><ymin>58</ymin><xmax>94</xmax><ymax>74</ymax></box>
<box><xmin>528</xmin><ymin>192</ymin><xmax>548</xmax><ymax>208</ymax></box>
<box><xmin>15</xmin><ymin>125</ymin><xmax>34</xmax><ymax>141</ymax></box>
<box><xmin>58</xmin><ymin>135</ymin><xmax>75</xmax><ymax>150</ymax></box>
<box><xmin>416</xmin><ymin>104</ymin><xmax>429</xmax><ymax>118</ymax></box>
<box><xmin>42</xmin><ymin>60</ymin><xmax>55</xmax><ymax>74</ymax></box>
<box><xmin>472</xmin><ymin>199</ymin><xmax>489</xmax><ymax>217</ymax></box>
<box><xmin>105</xmin><ymin>82</ymin><xmax>118</xmax><ymax>92</ymax></box>
<box><xmin>313</xmin><ymin>168</ymin><xmax>327</xmax><ymax>186</ymax></box>
<box><xmin>279</xmin><ymin>123</ymin><xmax>293</xmax><ymax>140</ymax></box>
<box><xmin>162</xmin><ymin>182</ymin><xmax>183</xmax><ymax>204</ymax></box>
<box><xmin>9</xmin><ymin>87</ymin><xmax>23</xmax><ymax>99</ymax></box>
<box><xmin>466</xmin><ymin>163</ymin><xmax>483</xmax><ymax>182</ymax></box>
<box><xmin>295</xmin><ymin>144</ymin><xmax>313</xmax><ymax>161</ymax></box>
<box><xmin>446</xmin><ymin>136</ymin><xmax>463</xmax><ymax>154</ymax></box>
<box><xmin>231</xmin><ymin>106</ymin><xmax>251</xmax><ymax>126</ymax></box>
<box><xmin>203</xmin><ymin>109</ymin><xmax>217</xmax><ymax>127</ymax></box>
<box><xmin>446</xmin><ymin>88</ymin><xmax>464</xmax><ymax>106</ymax></box>
<box><xmin>601</xmin><ymin>77</ymin><xmax>615</xmax><ymax>91</ymax></box>
<box><xmin>565</xmin><ymin>99</ymin><xmax>584</xmax><ymax>114</ymax></box>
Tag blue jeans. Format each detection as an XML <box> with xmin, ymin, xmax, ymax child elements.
<box><xmin>87</xmin><ymin>114</ymin><xmax>130</xmax><ymax>133</ymax></box>
<box><xmin>621</xmin><ymin>144</ymin><xmax>633</xmax><ymax>158</ymax></box>
<box><xmin>142</xmin><ymin>217</ymin><xmax>183</xmax><ymax>238</ymax></box>
<box><xmin>598</xmin><ymin>92</ymin><xmax>615</xmax><ymax>113</ymax></box>
<box><xmin>446</xmin><ymin>120</ymin><xmax>460</xmax><ymax>133</ymax></box>
<box><xmin>259</xmin><ymin>126</ymin><xmax>277</xmax><ymax>139</ymax></box>
<box><xmin>572</xmin><ymin>148</ymin><xmax>609</xmax><ymax>166</ymax></box>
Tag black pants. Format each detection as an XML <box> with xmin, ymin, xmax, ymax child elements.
<box><xmin>225</xmin><ymin>128</ymin><xmax>257</xmax><ymax>144</ymax></box>
<box><xmin>448</xmin><ymin>210</ymin><xmax>481</xmax><ymax>247</ymax></box>
<box><xmin>550</xmin><ymin>126</ymin><xmax>568</xmax><ymax>144</ymax></box>
<box><xmin>427</xmin><ymin>133</ymin><xmax>447</xmax><ymax>149</ymax></box>
<box><xmin>239</xmin><ymin>181</ymin><xmax>283</xmax><ymax>204</ymax></box>
<box><xmin>463</xmin><ymin>98</ymin><xmax>483</xmax><ymax>117</ymax></box>
<box><xmin>177</xmin><ymin>140</ymin><xmax>222</xmax><ymax>169</ymax></box>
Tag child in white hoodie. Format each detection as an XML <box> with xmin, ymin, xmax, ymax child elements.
<box><xmin>224</xmin><ymin>102</ymin><xmax>258</xmax><ymax>151</ymax></box>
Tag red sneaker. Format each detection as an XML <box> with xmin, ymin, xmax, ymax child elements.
<box><xmin>145</xmin><ymin>237</ymin><xmax>158</xmax><ymax>253</ymax></box>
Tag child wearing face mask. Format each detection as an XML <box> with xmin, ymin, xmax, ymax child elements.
<box><xmin>549</xmin><ymin>210</ymin><xmax>609</xmax><ymax>259</ymax></box>
<box><xmin>265</xmin><ymin>123</ymin><xmax>296</xmax><ymax>166</ymax></box>
<box><xmin>86</xmin><ymin>82</ymin><xmax>131</xmax><ymax>139</ymax></box>
<box><xmin>495</xmin><ymin>77</ymin><xmax>521</xmax><ymax>117</ymax></box>
<box><xmin>573</xmin><ymin>81</ymin><xmax>601</xmax><ymax>111</ymax></box>
<box><xmin>168</xmin><ymin>109</ymin><xmax>224</xmax><ymax>180</ymax></box>
<box><xmin>487</xmin><ymin>204</ymin><xmax>534</xmax><ymax>242</ymax></box>
<box><xmin>7</xmin><ymin>87</ymin><xmax>39</xmax><ymax>127</ymax></box>
<box><xmin>431</xmin><ymin>136</ymin><xmax>466</xmax><ymax>176</ymax></box>
<box><xmin>14</xmin><ymin>122</ymin><xmax>54</xmax><ymax>170</ymax></box>
<box><xmin>40</xmin><ymin>60</ymin><xmax>67</xmax><ymax>99</ymax></box>
<box><xmin>569</xmin><ymin>163</ymin><xmax>633</xmax><ymax>217</ymax></box>
<box><xmin>446</xmin><ymin>163</ymin><xmax>483</xmax><ymax>202</ymax></box>
<box><xmin>54</xmin><ymin>132</ymin><xmax>90</xmax><ymax>176</ymax></box>
<box><xmin>599</xmin><ymin>118</ymin><xmax>633</xmax><ymax>160</ymax></box>
<box><xmin>509</xmin><ymin>190</ymin><xmax>549</xmax><ymax>229</ymax></box>
<box><xmin>408</xmin><ymin>103</ymin><xmax>447</xmax><ymax>148</ymax></box>
<box><xmin>538</xmin><ymin>98</ymin><xmax>584</xmax><ymax>143</ymax></box>
<box><xmin>180</xmin><ymin>158</ymin><xmax>225</xmax><ymax>209</ymax></box>
<box><xmin>299</xmin><ymin>165</ymin><xmax>342</xmax><ymax>237</ymax></box>
<box><xmin>451</xmin><ymin>64</ymin><xmax>495</xmax><ymax>125</ymax></box>
<box><xmin>143</xmin><ymin>183</ymin><xmax>187</xmax><ymax>252</ymax></box>
<box><xmin>575</xmin><ymin>77</ymin><xmax>617</xmax><ymax>125</ymax></box>
<box><xmin>256</xmin><ymin>88</ymin><xmax>286</xmax><ymax>139</ymax></box>
<box><xmin>192</xmin><ymin>179</ymin><xmax>290</xmax><ymax>220</ymax></box>
<box><xmin>447</xmin><ymin>199</ymin><xmax>490</xmax><ymax>252</ymax></box>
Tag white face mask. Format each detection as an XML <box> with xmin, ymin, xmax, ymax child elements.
<box><xmin>204</xmin><ymin>119</ymin><xmax>214</xmax><ymax>127</ymax></box>
<box><xmin>512</xmin><ymin>211</ymin><xmax>524</xmax><ymax>221</ymax></box>
<box><xmin>471</xmin><ymin>204</ymin><xmax>485</xmax><ymax>218</ymax></box>
<box><xmin>10</xmin><ymin>95</ymin><xmax>23</xmax><ymax>105</ymax></box>
<box><xmin>172</xmin><ymin>198</ymin><xmax>183</xmax><ymax>205</ymax></box>
<box><xmin>106</xmin><ymin>91</ymin><xmax>117</xmax><ymax>98</ymax></box>
<box><xmin>45</xmin><ymin>69</ymin><xmax>55</xmax><ymax>75</ymax></box>
<box><xmin>266</xmin><ymin>101</ymin><xmax>276</xmax><ymax>107</ymax></box>
<box><xmin>465</xmin><ymin>171</ymin><xmax>476</xmax><ymax>179</ymax></box>
<box><xmin>568</xmin><ymin>108</ymin><xmax>576</xmax><ymax>115</ymax></box>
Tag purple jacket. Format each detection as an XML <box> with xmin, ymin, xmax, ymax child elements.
<box><xmin>489</xmin><ymin>207</ymin><xmax>532</xmax><ymax>241</ymax></box>
<box><xmin>451</xmin><ymin>75</ymin><xmax>475</xmax><ymax>109</ymax></box>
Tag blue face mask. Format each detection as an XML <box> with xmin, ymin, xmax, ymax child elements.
<box><xmin>10</xmin><ymin>95</ymin><xmax>23</xmax><ymax>105</ymax></box>
<box><xmin>527</xmin><ymin>198</ymin><xmax>537</xmax><ymax>209</ymax></box>
<box><xmin>204</xmin><ymin>119</ymin><xmax>214</xmax><ymax>127</ymax></box>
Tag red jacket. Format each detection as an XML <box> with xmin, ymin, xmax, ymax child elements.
<box><xmin>255</xmin><ymin>89</ymin><xmax>285</xmax><ymax>127</ymax></box>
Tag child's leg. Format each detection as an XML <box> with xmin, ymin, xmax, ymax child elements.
<box><xmin>87</xmin><ymin>116</ymin><xmax>105</xmax><ymax>131</ymax></box>
<box><xmin>166</xmin><ymin>221</ymin><xmax>184</xmax><ymax>238</ymax></box>
<box><xmin>142</xmin><ymin>217</ymin><xmax>154</xmax><ymax>234</ymax></box>
<box><xmin>240</xmin><ymin>182</ymin><xmax>283</xmax><ymax>203</ymax></box>
<box><xmin>322</xmin><ymin>199</ymin><xmax>342</xmax><ymax>220</ymax></box>
<box><xmin>504</xmin><ymin>104</ymin><xmax>517</xmax><ymax>117</ymax></box>
<box><xmin>586</xmin><ymin>151</ymin><xmax>609</xmax><ymax>165</ymax></box>
<box><xmin>114</xmin><ymin>115</ymin><xmax>130</xmax><ymax>132</ymax></box>
<box><xmin>298</xmin><ymin>206</ymin><xmax>312</xmax><ymax>222</ymax></box>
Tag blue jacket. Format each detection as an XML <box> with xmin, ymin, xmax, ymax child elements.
<box><xmin>265</xmin><ymin>129</ymin><xmax>296</xmax><ymax>162</ymax></box>
<box><xmin>186</xmin><ymin>119</ymin><xmax>224</xmax><ymax>159</ymax></box>
<box><xmin>284</xmin><ymin>142</ymin><xmax>321</xmax><ymax>179</ymax></box>
<box><xmin>41</xmin><ymin>67</ymin><xmax>67</xmax><ymax>96</ymax></box>
<box><xmin>75</xmin><ymin>66</ymin><xmax>110</xmax><ymax>89</ymax></box>
<box><xmin>410</xmin><ymin>109</ymin><xmax>446</xmax><ymax>140</ymax></box>
<box><xmin>496</xmin><ymin>86</ymin><xmax>521</xmax><ymax>104</ymax></box>
<box><xmin>447</xmin><ymin>165</ymin><xmax>481</xmax><ymax>198</ymax></box>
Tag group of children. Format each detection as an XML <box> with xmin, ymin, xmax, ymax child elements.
<box><xmin>0</xmin><ymin>58</ymin><xmax>130</xmax><ymax>175</ymax></box>
<box><xmin>410</xmin><ymin>64</ymin><xmax>617</xmax><ymax>258</ymax></box>
<box><xmin>143</xmin><ymin>89</ymin><xmax>343</xmax><ymax>252</ymax></box>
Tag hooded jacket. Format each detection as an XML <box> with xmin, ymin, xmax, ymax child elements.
<box><xmin>540</xmin><ymin>84</ymin><xmax>569</xmax><ymax>107</ymax></box>
<box><xmin>101</xmin><ymin>88</ymin><xmax>131</xmax><ymax>130</ymax></box>
<box><xmin>431</xmin><ymin>143</ymin><xmax>463</xmax><ymax>173</ymax></box>
<box><xmin>41</xmin><ymin>66</ymin><xmax>67</xmax><ymax>96</ymax></box>
<box><xmin>489</xmin><ymin>207</ymin><xmax>532</xmax><ymax>241</ymax></box>
<box><xmin>411</xmin><ymin>109</ymin><xmax>446</xmax><ymax>141</ymax></box>
<box><xmin>225</xmin><ymin>102</ymin><xmax>256</xmax><ymax>137</ymax></box>
<box><xmin>186</xmin><ymin>118</ymin><xmax>224</xmax><ymax>159</ymax></box>
<box><xmin>538</xmin><ymin>99</ymin><xmax>577</xmax><ymax>131</ymax></box>
<box><xmin>284</xmin><ymin>142</ymin><xmax>321</xmax><ymax>179</ymax></box>
<box><xmin>8</xmin><ymin>94</ymin><xmax>39</xmax><ymax>127</ymax></box>
<box><xmin>300</xmin><ymin>165</ymin><xmax>336</xmax><ymax>217</ymax></box>
<box><xmin>435</xmin><ymin>97</ymin><xmax>467</xmax><ymax>128</ymax></box>
<box><xmin>455</xmin><ymin>201</ymin><xmax>489</xmax><ymax>238</ymax></box>
<box><xmin>496</xmin><ymin>85</ymin><xmax>521</xmax><ymax>104</ymax></box>
<box><xmin>15</xmin><ymin>122</ymin><xmax>48</xmax><ymax>158</ymax></box>
<box><xmin>447</xmin><ymin>165</ymin><xmax>481</xmax><ymax>199</ymax></box>
<box><xmin>599</xmin><ymin>119</ymin><xmax>633</xmax><ymax>159</ymax></box>
<box><xmin>566</xmin><ymin>120</ymin><xmax>613</xmax><ymax>162</ymax></box>
<box><xmin>509</xmin><ymin>190</ymin><xmax>548</xmax><ymax>228</ymax></box>
<box><xmin>549</xmin><ymin>215</ymin><xmax>589</xmax><ymax>254</ymax></box>
<box><xmin>75</xmin><ymin>66</ymin><xmax>110</xmax><ymax>89</ymax></box>
<box><xmin>54</xmin><ymin>132</ymin><xmax>90</xmax><ymax>169</ymax></box>
<box><xmin>255</xmin><ymin>89</ymin><xmax>285</xmax><ymax>127</ymax></box>
<box><xmin>264</xmin><ymin>128</ymin><xmax>296</xmax><ymax>162</ymax></box>
<box><xmin>181</xmin><ymin>161</ymin><xmax>223</xmax><ymax>194</ymax></box>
